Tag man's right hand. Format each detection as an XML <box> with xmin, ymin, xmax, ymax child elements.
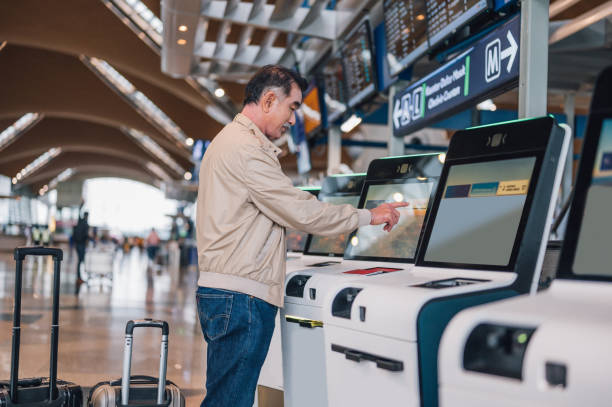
<box><xmin>369</xmin><ymin>202</ymin><xmax>411</xmax><ymax>232</ymax></box>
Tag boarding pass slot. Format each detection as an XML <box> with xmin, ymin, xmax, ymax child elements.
<box><xmin>331</xmin><ymin>344</ymin><xmax>404</xmax><ymax>372</ymax></box>
<box><xmin>413</xmin><ymin>277</ymin><xmax>488</xmax><ymax>289</ymax></box>
<box><xmin>307</xmin><ymin>261</ymin><xmax>341</xmax><ymax>267</ymax></box>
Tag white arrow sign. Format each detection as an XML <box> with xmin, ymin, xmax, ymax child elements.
<box><xmin>500</xmin><ymin>30</ymin><xmax>518</xmax><ymax>73</ymax></box>
<box><xmin>393</xmin><ymin>99</ymin><xmax>403</xmax><ymax>129</ymax></box>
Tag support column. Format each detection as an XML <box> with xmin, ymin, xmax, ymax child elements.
<box><xmin>327</xmin><ymin>127</ymin><xmax>341</xmax><ymax>174</ymax></box>
<box><xmin>556</xmin><ymin>91</ymin><xmax>575</xmax><ymax>238</ymax></box>
<box><xmin>518</xmin><ymin>0</ymin><xmax>550</xmax><ymax>118</ymax></box>
<box><xmin>388</xmin><ymin>85</ymin><xmax>404</xmax><ymax>156</ymax></box>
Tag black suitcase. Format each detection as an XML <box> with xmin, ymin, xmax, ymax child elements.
<box><xmin>87</xmin><ymin>320</ymin><xmax>184</xmax><ymax>407</ymax></box>
<box><xmin>0</xmin><ymin>247</ymin><xmax>83</xmax><ymax>407</ymax></box>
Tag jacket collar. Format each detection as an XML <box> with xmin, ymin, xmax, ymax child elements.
<box><xmin>234</xmin><ymin>113</ymin><xmax>282</xmax><ymax>156</ymax></box>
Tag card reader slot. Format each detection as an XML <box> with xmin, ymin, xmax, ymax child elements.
<box><xmin>285</xmin><ymin>315</ymin><xmax>323</xmax><ymax>329</ymax></box>
<box><xmin>412</xmin><ymin>277</ymin><xmax>489</xmax><ymax>289</ymax></box>
<box><xmin>331</xmin><ymin>344</ymin><xmax>404</xmax><ymax>372</ymax></box>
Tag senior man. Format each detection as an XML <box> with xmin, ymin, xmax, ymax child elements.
<box><xmin>196</xmin><ymin>65</ymin><xmax>408</xmax><ymax>407</ymax></box>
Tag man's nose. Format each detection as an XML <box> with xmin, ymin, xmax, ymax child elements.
<box><xmin>288</xmin><ymin>111</ymin><xmax>296</xmax><ymax>126</ymax></box>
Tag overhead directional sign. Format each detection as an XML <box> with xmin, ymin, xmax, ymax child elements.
<box><xmin>393</xmin><ymin>15</ymin><xmax>520</xmax><ymax>137</ymax></box>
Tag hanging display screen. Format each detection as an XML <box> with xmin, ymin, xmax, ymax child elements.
<box><xmin>384</xmin><ymin>0</ymin><xmax>429</xmax><ymax>76</ymax></box>
<box><xmin>340</xmin><ymin>21</ymin><xmax>377</xmax><ymax>108</ymax></box>
<box><xmin>322</xmin><ymin>56</ymin><xmax>348</xmax><ymax>123</ymax></box>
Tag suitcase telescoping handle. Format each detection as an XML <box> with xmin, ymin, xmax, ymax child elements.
<box><xmin>121</xmin><ymin>319</ymin><xmax>170</xmax><ymax>406</ymax></box>
<box><xmin>10</xmin><ymin>247</ymin><xmax>64</xmax><ymax>404</ymax></box>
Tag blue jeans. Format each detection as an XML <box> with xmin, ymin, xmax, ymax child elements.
<box><xmin>196</xmin><ymin>287</ymin><xmax>278</xmax><ymax>407</ymax></box>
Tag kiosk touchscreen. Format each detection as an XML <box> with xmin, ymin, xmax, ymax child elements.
<box><xmin>287</xmin><ymin>174</ymin><xmax>366</xmax><ymax>272</ymax></box>
<box><xmin>322</xmin><ymin>116</ymin><xmax>571</xmax><ymax>407</ymax></box>
<box><xmin>286</xmin><ymin>186</ymin><xmax>320</xmax><ymax>261</ymax></box>
<box><xmin>439</xmin><ymin>67</ymin><xmax>612</xmax><ymax>407</ymax></box>
<box><xmin>281</xmin><ymin>154</ymin><xmax>442</xmax><ymax>407</ymax></box>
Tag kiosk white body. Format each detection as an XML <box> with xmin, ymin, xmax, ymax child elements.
<box><xmin>321</xmin><ymin>119</ymin><xmax>570</xmax><ymax>407</ymax></box>
<box><xmin>438</xmin><ymin>280</ymin><xmax>612</xmax><ymax>407</ymax></box>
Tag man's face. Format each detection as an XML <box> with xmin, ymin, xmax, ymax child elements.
<box><xmin>262</xmin><ymin>83</ymin><xmax>302</xmax><ymax>140</ymax></box>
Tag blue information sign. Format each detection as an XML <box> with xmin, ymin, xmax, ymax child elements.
<box><xmin>392</xmin><ymin>15</ymin><xmax>520</xmax><ymax>137</ymax></box>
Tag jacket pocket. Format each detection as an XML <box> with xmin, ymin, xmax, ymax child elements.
<box><xmin>196</xmin><ymin>293</ymin><xmax>233</xmax><ymax>341</ymax></box>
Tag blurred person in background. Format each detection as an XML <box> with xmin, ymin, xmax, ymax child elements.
<box><xmin>146</xmin><ymin>227</ymin><xmax>160</xmax><ymax>264</ymax></box>
<box><xmin>73</xmin><ymin>212</ymin><xmax>89</xmax><ymax>284</ymax></box>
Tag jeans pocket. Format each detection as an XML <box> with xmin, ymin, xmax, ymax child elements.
<box><xmin>197</xmin><ymin>293</ymin><xmax>233</xmax><ymax>341</ymax></box>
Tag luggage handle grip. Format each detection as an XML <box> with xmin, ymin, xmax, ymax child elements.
<box><xmin>126</xmin><ymin>319</ymin><xmax>169</xmax><ymax>335</ymax></box>
<box><xmin>14</xmin><ymin>247</ymin><xmax>63</xmax><ymax>261</ymax></box>
<box><xmin>10</xmin><ymin>247</ymin><xmax>64</xmax><ymax>403</ymax></box>
<box><xmin>122</xmin><ymin>320</ymin><xmax>169</xmax><ymax>406</ymax></box>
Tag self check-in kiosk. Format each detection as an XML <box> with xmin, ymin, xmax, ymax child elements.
<box><xmin>281</xmin><ymin>154</ymin><xmax>443</xmax><ymax>407</ymax></box>
<box><xmin>257</xmin><ymin>175</ymin><xmax>364</xmax><ymax>394</ymax></box>
<box><xmin>287</xmin><ymin>174</ymin><xmax>366</xmax><ymax>271</ymax></box>
<box><xmin>322</xmin><ymin>116</ymin><xmax>571</xmax><ymax>407</ymax></box>
<box><xmin>438</xmin><ymin>67</ymin><xmax>612</xmax><ymax>407</ymax></box>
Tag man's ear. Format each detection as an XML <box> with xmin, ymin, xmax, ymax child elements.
<box><xmin>261</xmin><ymin>91</ymin><xmax>276</xmax><ymax>113</ymax></box>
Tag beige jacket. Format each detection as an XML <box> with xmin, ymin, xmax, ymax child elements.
<box><xmin>196</xmin><ymin>114</ymin><xmax>371</xmax><ymax>307</ymax></box>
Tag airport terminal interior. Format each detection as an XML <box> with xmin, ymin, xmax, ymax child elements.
<box><xmin>1</xmin><ymin>0</ymin><xmax>611</xmax><ymax>406</ymax></box>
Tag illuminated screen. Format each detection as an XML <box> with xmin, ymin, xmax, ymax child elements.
<box><xmin>346</xmin><ymin>181</ymin><xmax>435</xmax><ymax>260</ymax></box>
<box><xmin>341</xmin><ymin>22</ymin><xmax>376</xmax><ymax>108</ymax></box>
<box><xmin>287</xmin><ymin>229</ymin><xmax>308</xmax><ymax>252</ymax></box>
<box><xmin>307</xmin><ymin>195</ymin><xmax>361</xmax><ymax>255</ymax></box>
<box><xmin>573</xmin><ymin>119</ymin><xmax>612</xmax><ymax>276</ymax></box>
<box><xmin>384</xmin><ymin>0</ymin><xmax>428</xmax><ymax>76</ymax></box>
<box><xmin>323</xmin><ymin>56</ymin><xmax>347</xmax><ymax>123</ymax></box>
<box><xmin>302</xmin><ymin>87</ymin><xmax>322</xmax><ymax>134</ymax></box>
<box><xmin>427</xmin><ymin>0</ymin><xmax>489</xmax><ymax>47</ymax></box>
<box><xmin>424</xmin><ymin>157</ymin><xmax>536</xmax><ymax>266</ymax></box>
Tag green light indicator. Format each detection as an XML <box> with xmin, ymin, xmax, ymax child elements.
<box><xmin>517</xmin><ymin>333</ymin><xmax>528</xmax><ymax>344</ymax></box>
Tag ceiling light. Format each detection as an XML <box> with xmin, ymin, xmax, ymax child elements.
<box><xmin>184</xmin><ymin>171</ymin><xmax>192</xmax><ymax>181</ymax></box>
<box><xmin>124</xmin><ymin>128</ymin><xmax>185</xmax><ymax>176</ymax></box>
<box><xmin>177</xmin><ymin>39</ymin><xmax>187</xmax><ymax>45</ymax></box>
<box><xmin>178</xmin><ymin>25</ymin><xmax>188</xmax><ymax>32</ymax></box>
<box><xmin>185</xmin><ymin>137</ymin><xmax>194</xmax><ymax>146</ymax></box>
<box><xmin>476</xmin><ymin>99</ymin><xmax>497</xmax><ymax>111</ymax></box>
<box><xmin>48</xmin><ymin>168</ymin><xmax>75</xmax><ymax>189</ymax></box>
<box><xmin>214</xmin><ymin>88</ymin><xmax>225</xmax><ymax>98</ymax></box>
<box><xmin>15</xmin><ymin>148</ymin><xmax>61</xmax><ymax>182</ymax></box>
<box><xmin>12</xmin><ymin>178</ymin><xmax>17</xmax><ymax>184</ymax></box>
<box><xmin>0</xmin><ymin>113</ymin><xmax>41</xmax><ymax>151</ymax></box>
<box><xmin>340</xmin><ymin>114</ymin><xmax>362</xmax><ymax>133</ymax></box>
<box><xmin>84</xmin><ymin>56</ymin><xmax>189</xmax><ymax>147</ymax></box>
<box><xmin>416</xmin><ymin>14</ymin><xmax>425</xmax><ymax>21</ymax></box>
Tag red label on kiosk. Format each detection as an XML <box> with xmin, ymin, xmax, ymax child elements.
<box><xmin>343</xmin><ymin>267</ymin><xmax>402</xmax><ymax>276</ymax></box>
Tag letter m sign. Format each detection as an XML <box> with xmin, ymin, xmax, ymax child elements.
<box><xmin>485</xmin><ymin>38</ymin><xmax>501</xmax><ymax>83</ymax></box>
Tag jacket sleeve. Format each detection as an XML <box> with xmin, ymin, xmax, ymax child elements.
<box><xmin>242</xmin><ymin>145</ymin><xmax>370</xmax><ymax>236</ymax></box>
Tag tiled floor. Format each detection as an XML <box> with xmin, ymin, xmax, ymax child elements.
<box><xmin>0</xmin><ymin>245</ymin><xmax>207</xmax><ymax>406</ymax></box>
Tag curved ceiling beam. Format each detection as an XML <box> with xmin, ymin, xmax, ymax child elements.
<box><xmin>0</xmin><ymin>0</ymin><xmax>213</xmax><ymax>116</ymax></box>
<box><xmin>0</xmin><ymin>45</ymin><xmax>192</xmax><ymax>167</ymax></box>
<box><xmin>0</xmin><ymin>117</ymin><xmax>181</xmax><ymax>178</ymax></box>
<box><xmin>122</xmin><ymin>71</ymin><xmax>223</xmax><ymax>140</ymax></box>
<box><xmin>18</xmin><ymin>151</ymin><xmax>155</xmax><ymax>187</ymax></box>
<box><xmin>33</xmin><ymin>166</ymin><xmax>160</xmax><ymax>193</ymax></box>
